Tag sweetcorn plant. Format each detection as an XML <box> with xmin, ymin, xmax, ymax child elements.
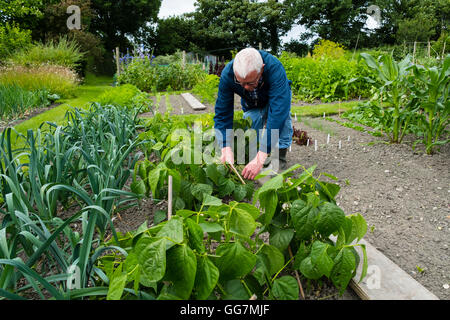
<box><xmin>410</xmin><ymin>55</ymin><xmax>450</xmax><ymax>154</ymax></box>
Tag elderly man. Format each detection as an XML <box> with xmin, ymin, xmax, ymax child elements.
<box><xmin>213</xmin><ymin>47</ymin><xmax>293</xmax><ymax>180</ymax></box>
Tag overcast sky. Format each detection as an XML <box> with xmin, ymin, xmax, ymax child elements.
<box><xmin>158</xmin><ymin>0</ymin><xmax>196</xmax><ymax>19</ymax></box>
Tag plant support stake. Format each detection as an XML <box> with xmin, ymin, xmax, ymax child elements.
<box><xmin>327</xmin><ymin>134</ymin><xmax>330</xmax><ymax>144</ymax></box>
<box><xmin>315</xmin><ymin>140</ymin><xmax>318</xmax><ymax>151</ymax></box>
<box><xmin>168</xmin><ymin>175</ymin><xmax>173</xmax><ymax>220</ymax></box>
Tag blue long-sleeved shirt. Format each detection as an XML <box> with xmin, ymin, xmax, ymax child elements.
<box><xmin>213</xmin><ymin>50</ymin><xmax>291</xmax><ymax>154</ymax></box>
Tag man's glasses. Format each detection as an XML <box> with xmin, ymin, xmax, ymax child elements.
<box><xmin>234</xmin><ymin>74</ymin><xmax>261</xmax><ymax>87</ymax></box>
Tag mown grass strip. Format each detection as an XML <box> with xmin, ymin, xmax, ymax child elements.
<box><xmin>10</xmin><ymin>73</ymin><xmax>113</xmax><ymax>150</ymax></box>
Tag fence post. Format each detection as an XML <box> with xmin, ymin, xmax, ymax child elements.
<box><xmin>413</xmin><ymin>41</ymin><xmax>417</xmax><ymax>64</ymax></box>
<box><xmin>168</xmin><ymin>175</ymin><xmax>173</xmax><ymax>220</ymax></box>
<box><xmin>182</xmin><ymin>50</ymin><xmax>186</xmax><ymax>69</ymax></box>
<box><xmin>259</xmin><ymin>42</ymin><xmax>262</xmax><ymax>50</ymax></box>
<box><xmin>428</xmin><ymin>40</ymin><xmax>431</xmax><ymax>58</ymax></box>
<box><xmin>115</xmin><ymin>47</ymin><xmax>120</xmax><ymax>77</ymax></box>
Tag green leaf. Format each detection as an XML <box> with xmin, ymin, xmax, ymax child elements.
<box><xmin>153</xmin><ymin>210</ymin><xmax>167</xmax><ymax>225</ymax></box>
<box><xmin>257</xmin><ymin>174</ymin><xmax>284</xmax><ymax>196</ymax></box>
<box><xmin>290</xmin><ymin>200</ymin><xmax>319</xmax><ymax>241</ymax></box>
<box><xmin>293</xmin><ymin>241</ymin><xmax>310</xmax><ymax>270</ymax></box>
<box><xmin>205</xmin><ymin>164</ymin><xmax>220</xmax><ymax>184</ymax></box>
<box><xmin>213</xmin><ymin>241</ymin><xmax>257</xmax><ymax>281</ymax></box>
<box><xmin>316</xmin><ymin>202</ymin><xmax>346</xmax><ymax>238</ymax></box>
<box><xmin>361</xmin><ymin>53</ymin><xmax>378</xmax><ymax>70</ymax></box>
<box><xmin>299</xmin><ymin>257</ymin><xmax>322</xmax><ymax>280</ymax></box>
<box><xmin>257</xmin><ymin>244</ymin><xmax>285</xmax><ymax>277</ymax></box>
<box><xmin>191</xmin><ymin>183</ymin><xmax>213</xmax><ymax>202</ymax></box>
<box><xmin>330</xmin><ymin>247</ymin><xmax>356</xmax><ymax>295</ymax></box>
<box><xmin>148</xmin><ymin>166</ymin><xmax>162</xmax><ymax>198</ymax></box>
<box><xmin>260</xmin><ymin>190</ymin><xmax>278</xmax><ymax>225</ymax></box>
<box><xmin>272</xmin><ymin>276</ymin><xmax>299</xmax><ymax>300</ymax></box>
<box><xmin>175</xmin><ymin>209</ymin><xmax>196</xmax><ymax>219</ymax></box>
<box><xmin>165</xmin><ymin>244</ymin><xmax>197</xmax><ymax>299</ymax></box>
<box><xmin>310</xmin><ymin>241</ymin><xmax>334</xmax><ymax>278</ymax></box>
<box><xmin>223</xmin><ymin>279</ymin><xmax>250</xmax><ymax>300</ymax></box>
<box><xmin>194</xmin><ymin>255</ymin><xmax>219</xmax><ymax>300</ymax></box>
<box><xmin>233</xmin><ymin>185</ymin><xmax>247</xmax><ymax>202</ymax></box>
<box><xmin>130</xmin><ymin>179</ymin><xmax>146</xmax><ymax>195</ymax></box>
<box><xmin>269</xmin><ymin>227</ymin><xmax>294</xmax><ymax>253</ymax></box>
<box><xmin>198</xmin><ymin>222</ymin><xmax>224</xmax><ymax>233</ymax></box>
<box><xmin>218</xmin><ymin>177</ymin><xmax>235</xmax><ymax>197</ymax></box>
<box><xmin>156</xmin><ymin>216</ymin><xmax>184</xmax><ymax>247</ymax></box>
<box><xmin>234</xmin><ymin>203</ymin><xmax>260</xmax><ymax>220</ymax></box>
<box><xmin>136</xmin><ymin>237</ymin><xmax>167</xmax><ymax>283</ymax></box>
<box><xmin>350</xmin><ymin>213</ymin><xmax>367</xmax><ymax>242</ymax></box>
<box><xmin>106</xmin><ymin>264</ymin><xmax>127</xmax><ymax>300</ymax></box>
<box><xmin>203</xmin><ymin>194</ymin><xmax>222</xmax><ymax>207</ymax></box>
<box><xmin>229</xmin><ymin>207</ymin><xmax>256</xmax><ymax>237</ymax></box>
<box><xmin>186</xmin><ymin>218</ymin><xmax>205</xmax><ymax>254</ymax></box>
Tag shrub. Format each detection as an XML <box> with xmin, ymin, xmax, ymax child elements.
<box><xmin>313</xmin><ymin>39</ymin><xmax>346</xmax><ymax>59</ymax></box>
<box><xmin>0</xmin><ymin>64</ymin><xmax>80</xmax><ymax>98</ymax></box>
<box><xmin>97</xmin><ymin>84</ymin><xmax>152</xmax><ymax>112</ymax></box>
<box><xmin>192</xmin><ymin>74</ymin><xmax>220</xmax><ymax>104</ymax></box>
<box><xmin>118</xmin><ymin>57</ymin><xmax>206</xmax><ymax>92</ymax></box>
<box><xmin>10</xmin><ymin>36</ymin><xmax>84</xmax><ymax>70</ymax></box>
<box><xmin>0</xmin><ymin>23</ymin><xmax>32</xmax><ymax>61</ymax></box>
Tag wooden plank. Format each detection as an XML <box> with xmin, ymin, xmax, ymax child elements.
<box><xmin>335</xmin><ymin>237</ymin><xmax>440</xmax><ymax>300</ymax></box>
<box><xmin>181</xmin><ymin>93</ymin><xmax>206</xmax><ymax>110</ymax></box>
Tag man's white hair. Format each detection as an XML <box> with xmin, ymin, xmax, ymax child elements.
<box><xmin>233</xmin><ymin>48</ymin><xmax>263</xmax><ymax>79</ymax></box>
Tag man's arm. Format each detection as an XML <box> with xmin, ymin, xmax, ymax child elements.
<box><xmin>213</xmin><ymin>66</ymin><xmax>235</xmax><ymax>161</ymax></box>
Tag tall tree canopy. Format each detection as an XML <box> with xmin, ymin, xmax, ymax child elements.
<box><xmin>89</xmin><ymin>0</ymin><xmax>162</xmax><ymax>51</ymax></box>
<box><xmin>286</xmin><ymin>0</ymin><xmax>372</xmax><ymax>48</ymax></box>
<box><xmin>189</xmin><ymin>0</ymin><xmax>296</xmax><ymax>55</ymax></box>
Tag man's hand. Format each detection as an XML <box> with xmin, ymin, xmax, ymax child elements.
<box><xmin>242</xmin><ymin>151</ymin><xmax>268</xmax><ymax>180</ymax></box>
<box><xmin>220</xmin><ymin>146</ymin><xmax>234</xmax><ymax>165</ymax></box>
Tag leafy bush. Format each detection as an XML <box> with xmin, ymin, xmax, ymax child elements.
<box><xmin>0</xmin><ymin>23</ymin><xmax>32</xmax><ymax>61</ymax></box>
<box><xmin>313</xmin><ymin>39</ymin><xmax>346</xmax><ymax>59</ymax></box>
<box><xmin>0</xmin><ymin>64</ymin><xmax>79</xmax><ymax>98</ymax></box>
<box><xmin>10</xmin><ymin>36</ymin><xmax>84</xmax><ymax>70</ymax></box>
<box><xmin>192</xmin><ymin>74</ymin><xmax>220</xmax><ymax>104</ymax></box>
<box><xmin>0</xmin><ymin>84</ymin><xmax>50</xmax><ymax>120</ymax></box>
<box><xmin>152</xmin><ymin>51</ymin><xmax>183</xmax><ymax>65</ymax></box>
<box><xmin>117</xmin><ymin>56</ymin><xmax>207</xmax><ymax>92</ymax></box>
<box><xmin>97</xmin><ymin>84</ymin><xmax>153</xmax><ymax>112</ymax></box>
<box><xmin>279</xmin><ymin>51</ymin><xmax>375</xmax><ymax>102</ymax></box>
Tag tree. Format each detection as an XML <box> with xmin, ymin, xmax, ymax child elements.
<box><xmin>191</xmin><ymin>0</ymin><xmax>295</xmax><ymax>56</ymax></box>
<box><xmin>287</xmin><ymin>0</ymin><xmax>371</xmax><ymax>48</ymax></box>
<box><xmin>89</xmin><ymin>0</ymin><xmax>162</xmax><ymax>51</ymax></box>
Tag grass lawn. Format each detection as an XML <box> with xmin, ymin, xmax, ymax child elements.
<box><xmin>9</xmin><ymin>73</ymin><xmax>113</xmax><ymax>148</ymax></box>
